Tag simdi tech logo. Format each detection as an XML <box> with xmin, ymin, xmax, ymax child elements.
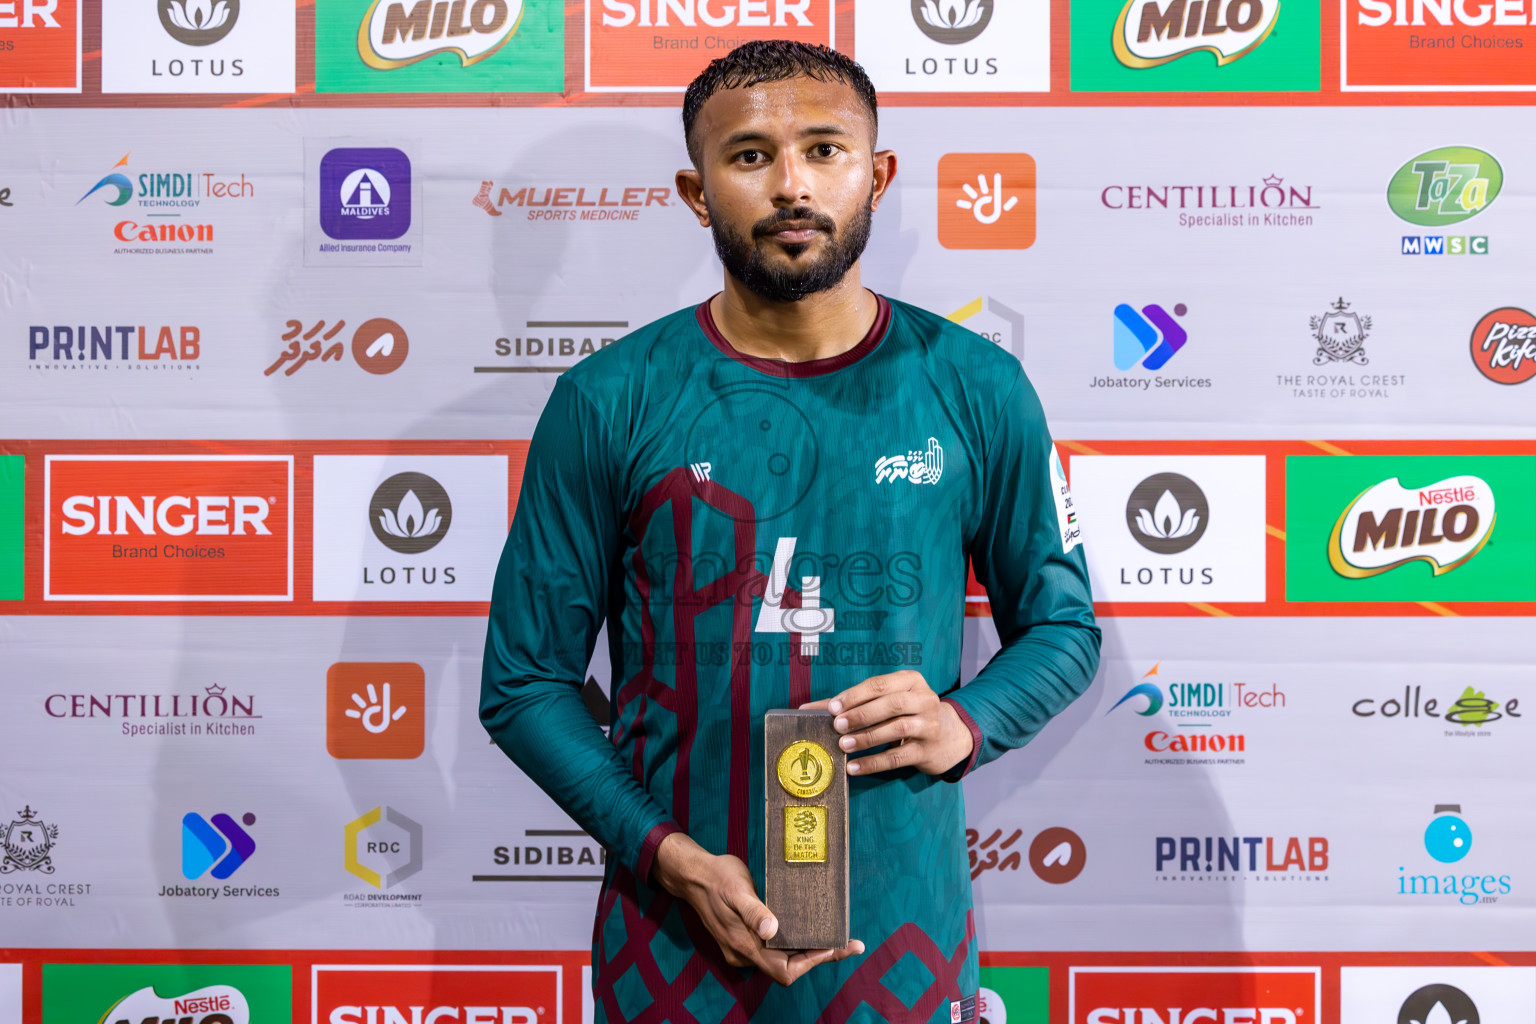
<box><xmin>586</xmin><ymin>0</ymin><xmax>831</xmax><ymax>91</ymax></box>
<box><xmin>74</xmin><ymin>151</ymin><xmax>254</xmax><ymax>256</ymax></box>
<box><xmin>854</xmin><ymin>0</ymin><xmax>1050</xmax><ymax>94</ymax></box>
<box><xmin>41</xmin><ymin>964</ymin><xmax>292</xmax><ymax>1024</ymax></box>
<box><xmin>43</xmin><ymin>454</ymin><xmax>294</xmax><ymax>601</ymax></box>
<box><xmin>938</xmin><ymin>153</ymin><xmax>1035</xmax><ymax>249</ymax></box>
<box><xmin>1070</xmin><ymin>0</ymin><xmax>1319</xmax><ymax>91</ymax></box>
<box><xmin>100</xmin><ymin>0</ymin><xmax>296</xmax><ymax>94</ymax></box>
<box><xmin>1285</xmin><ymin>455</ymin><xmax>1536</xmax><ymax>603</ymax></box>
<box><xmin>1069</xmin><ymin>967</ymin><xmax>1320</xmax><ymax>1024</ymax></box>
<box><xmin>312</xmin><ymin>965</ymin><xmax>560</xmax><ymax>1024</ymax></box>
<box><xmin>316</xmin><ymin>0</ymin><xmax>563</xmax><ymax>92</ymax></box>
<box><xmin>0</xmin><ymin>0</ymin><xmax>81</xmax><ymax>93</ymax></box>
<box><xmin>1343</xmin><ymin>0</ymin><xmax>1536</xmax><ymax>91</ymax></box>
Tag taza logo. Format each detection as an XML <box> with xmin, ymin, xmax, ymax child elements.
<box><xmin>1311</xmin><ymin>297</ymin><xmax>1372</xmax><ymax>366</ymax></box>
<box><xmin>1469</xmin><ymin>307</ymin><xmax>1536</xmax><ymax>385</ymax></box>
<box><xmin>1113</xmin><ymin>0</ymin><xmax>1280</xmax><ymax>68</ymax></box>
<box><xmin>1329</xmin><ymin>475</ymin><xmax>1493</xmax><ymax>579</ymax></box>
<box><xmin>358</xmin><ymin>0</ymin><xmax>524</xmax><ymax>69</ymax></box>
<box><xmin>0</xmin><ymin>805</ymin><xmax>59</xmax><ymax>874</ymax></box>
<box><xmin>1387</xmin><ymin>148</ymin><xmax>1502</xmax><ymax>227</ymax></box>
<box><xmin>369</xmin><ymin>472</ymin><xmax>452</xmax><ymax>554</ymax></box>
<box><xmin>912</xmin><ymin>0</ymin><xmax>992</xmax><ymax>43</ymax></box>
<box><xmin>1125</xmin><ymin>472</ymin><xmax>1207</xmax><ymax>554</ymax></box>
<box><xmin>159</xmin><ymin>0</ymin><xmax>239</xmax><ymax>45</ymax></box>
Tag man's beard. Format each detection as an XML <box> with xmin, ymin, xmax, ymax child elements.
<box><xmin>708</xmin><ymin>194</ymin><xmax>873</xmax><ymax>304</ymax></box>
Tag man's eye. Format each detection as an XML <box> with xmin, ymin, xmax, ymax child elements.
<box><xmin>813</xmin><ymin>144</ymin><xmax>838</xmax><ymax>158</ymax></box>
<box><xmin>736</xmin><ymin>150</ymin><xmax>763</xmax><ymax>165</ymax></box>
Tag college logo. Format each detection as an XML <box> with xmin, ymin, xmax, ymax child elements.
<box><xmin>1353</xmin><ymin>685</ymin><xmax>1521</xmax><ymax>734</ymax></box>
<box><xmin>42</xmin><ymin>965</ymin><xmax>292</xmax><ymax>1024</ymax></box>
<box><xmin>1113</xmin><ymin>303</ymin><xmax>1186</xmax><ymax>372</ymax></box>
<box><xmin>0</xmin><ymin>0</ymin><xmax>80</xmax><ymax>92</ymax></box>
<box><xmin>1341</xmin><ymin>967</ymin><xmax>1536</xmax><ymax>1024</ymax></box>
<box><xmin>1470</xmin><ymin>307</ymin><xmax>1536</xmax><ymax>385</ymax></box>
<box><xmin>1343</xmin><ymin>0</ymin><xmax>1536</xmax><ymax>90</ymax></box>
<box><xmin>1311</xmin><ymin>297</ymin><xmax>1371</xmax><ymax>365</ymax></box>
<box><xmin>181</xmin><ymin>811</ymin><xmax>256</xmax><ymax>880</ymax></box>
<box><xmin>1126</xmin><ymin>472</ymin><xmax>1206</xmax><ymax>554</ymax></box>
<box><xmin>1285</xmin><ymin>455</ymin><xmax>1536</xmax><ymax>603</ymax></box>
<box><xmin>1028</xmin><ymin>827</ymin><xmax>1086</xmax><ymax>884</ymax></box>
<box><xmin>359</xmin><ymin>0</ymin><xmax>522</xmax><ymax>68</ymax></box>
<box><xmin>1112</xmin><ymin>0</ymin><xmax>1279</xmax><ymax>68</ymax></box>
<box><xmin>320</xmin><ymin>148</ymin><xmax>411</xmax><ymax>240</ymax></box>
<box><xmin>264</xmin><ymin>317</ymin><xmax>408</xmax><ymax>377</ymax></box>
<box><xmin>856</xmin><ymin>0</ymin><xmax>1048</xmax><ymax>93</ymax></box>
<box><xmin>313</xmin><ymin>965</ymin><xmax>558</xmax><ymax>1024</ymax></box>
<box><xmin>1</xmin><ymin>806</ymin><xmax>59</xmax><ymax>874</ymax></box>
<box><xmin>344</xmin><ymin>806</ymin><xmax>423</xmax><ymax>892</ymax></box>
<box><xmin>1398</xmin><ymin>804</ymin><xmax>1511</xmax><ymax>905</ymax></box>
<box><xmin>327</xmin><ymin>662</ymin><xmax>426</xmax><ymax>759</ymax></box>
<box><xmin>1071</xmin><ymin>967</ymin><xmax>1320</xmax><ymax>1024</ymax></box>
<box><xmin>44</xmin><ymin>455</ymin><xmax>294</xmax><ymax>601</ymax></box>
<box><xmin>938</xmin><ymin>153</ymin><xmax>1035</xmax><ymax>249</ymax></box>
<box><xmin>159</xmin><ymin>0</ymin><xmax>238</xmax><ymax>46</ymax></box>
<box><xmin>1388</xmin><ymin>148</ymin><xmax>1501</xmax><ymax>228</ymax></box>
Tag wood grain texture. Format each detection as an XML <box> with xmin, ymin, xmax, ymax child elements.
<box><xmin>763</xmin><ymin>709</ymin><xmax>849</xmax><ymax>950</ymax></box>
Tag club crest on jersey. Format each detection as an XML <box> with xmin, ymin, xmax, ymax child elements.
<box><xmin>875</xmin><ymin>439</ymin><xmax>944</xmax><ymax>485</ymax></box>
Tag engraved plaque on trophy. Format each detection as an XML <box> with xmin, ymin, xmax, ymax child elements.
<box><xmin>763</xmin><ymin>709</ymin><xmax>849</xmax><ymax>950</ymax></box>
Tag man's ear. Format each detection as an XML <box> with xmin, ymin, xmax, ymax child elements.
<box><xmin>870</xmin><ymin>150</ymin><xmax>898</xmax><ymax>212</ymax></box>
<box><xmin>675</xmin><ymin>168</ymin><xmax>710</xmax><ymax>227</ymax></box>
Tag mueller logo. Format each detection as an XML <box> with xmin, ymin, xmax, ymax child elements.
<box><xmin>1470</xmin><ymin>307</ymin><xmax>1536</xmax><ymax>385</ymax></box>
<box><xmin>1113</xmin><ymin>0</ymin><xmax>1280</xmax><ymax>68</ymax></box>
<box><xmin>28</xmin><ymin>324</ymin><xmax>202</xmax><ymax>370</ymax></box>
<box><xmin>44</xmin><ymin>455</ymin><xmax>293</xmax><ymax>601</ymax></box>
<box><xmin>359</xmin><ymin>0</ymin><xmax>524</xmax><ymax>69</ymax></box>
<box><xmin>1329</xmin><ymin>474</ymin><xmax>1494</xmax><ymax>579</ymax></box>
<box><xmin>1071</xmin><ymin>967</ymin><xmax>1320</xmax><ymax>1024</ymax></box>
<box><xmin>475</xmin><ymin>180</ymin><xmax>673</xmax><ymax>223</ymax></box>
<box><xmin>313</xmin><ymin>965</ymin><xmax>557</xmax><ymax>1024</ymax></box>
<box><xmin>100</xmin><ymin>985</ymin><xmax>251</xmax><ymax>1024</ymax></box>
<box><xmin>1113</xmin><ymin>303</ymin><xmax>1187</xmax><ymax>371</ymax></box>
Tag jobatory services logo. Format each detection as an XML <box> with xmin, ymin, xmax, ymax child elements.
<box><xmin>854</xmin><ymin>0</ymin><xmax>1049</xmax><ymax>93</ymax></box>
<box><xmin>946</xmin><ymin>297</ymin><xmax>1024</xmax><ymax>362</ymax></box>
<box><xmin>28</xmin><ymin>321</ymin><xmax>204</xmax><ymax>372</ymax></box>
<box><xmin>264</xmin><ymin>317</ymin><xmax>409</xmax><ymax>377</ymax></box>
<box><xmin>0</xmin><ymin>0</ymin><xmax>80</xmax><ymax>92</ymax></box>
<box><xmin>475</xmin><ymin>317</ymin><xmax>628</xmax><ymax>374</ymax></box>
<box><xmin>1340</xmin><ymin>966</ymin><xmax>1536</xmax><ymax>1023</ymax></box>
<box><xmin>1101</xmin><ymin>173</ymin><xmax>1318</xmax><ymax>231</ymax></box>
<box><xmin>311</xmin><ymin>455</ymin><xmax>508</xmax><ymax>601</ymax></box>
<box><xmin>73</xmin><ymin>152</ymin><xmax>254</xmax><ymax>255</ymax></box>
<box><xmin>312</xmin><ymin>965</ymin><xmax>559</xmax><ymax>1024</ymax></box>
<box><xmin>1470</xmin><ymin>307</ymin><xmax>1536</xmax><ymax>384</ymax></box>
<box><xmin>0</xmin><ymin>455</ymin><xmax>21</xmax><ymax>601</ymax></box>
<box><xmin>1342</xmin><ymin>0</ymin><xmax>1536</xmax><ymax>91</ymax></box>
<box><xmin>1389</xmin><ymin>147</ymin><xmax>1500</xmax><ymax>255</ymax></box>
<box><xmin>938</xmin><ymin>153</ymin><xmax>1036</xmax><ymax>249</ymax></box>
<box><xmin>1069</xmin><ymin>456</ymin><xmax>1266</xmax><ymax>603</ymax></box>
<box><xmin>1397</xmin><ymin>803</ymin><xmax>1513</xmax><ymax>906</ymax></box>
<box><xmin>344</xmin><ymin>806</ymin><xmax>423</xmax><ymax>904</ymax></box>
<box><xmin>586</xmin><ymin>0</ymin><xmax>830</xmax><ymax>91</ymax></box>
<box><xmin>474</xmin><ymin>178</ymin><xmax>675</xmax><ymax>222</ymax></box>
<box><xmin>316</xmin><ymin>0</ymin><xmax>562</xmax><ymax>92</ymax></box>
<box><xmin>100</xmin><ymin>0</ymin><xmax>295</xmax><ymax>93</ymax></box>
<box><xmin>1285</xmin><ymin>455</ymin><xmax>1536</xmax><ymax>603</ymax></box>
<box><xmin>41</xmin><ymin>964</ymin><xmax>292</xmax><ymax>1024</ymax></box>
<box><xmin>1111</xmin><ymin>302</ymin><xmax>1188</xmax><ymax>373</ymax></box>
<box><xmin>327</xmin><ymin>662</ymin><xmax>426</xmax><ymax>759</ymax></box>
<box><xmin>44</xmin><ymin>455</ymin><xmax>294</xmax><ymax>602</ymax></box>
<box><xmin>180</xmin><ymin>811</ymin><xmax>255</xmax><ymax>880</ymax></box>
<box><xmin>475</xmin><ymin>827</ymin><xmax>607</xmax><ymax>882</ymax></box>
<box><xmin>1105</xmin><ymin>661</ymin><xmax>1285</xmax><ymax>764</ymax></box>
<box><xmin>1353</xmin><ymin>684</ymin><xmax>1522</xmax><ymax>738</ymax></box>
<box><xmin>1070</xmin><ymin>967</ymin><xmax>1321</xmax><ymax>1024</ymax></box>
<box><xmin>44</xmin><ymin>682</ymin><xmax>260</xmax><ymax>739</ymax></box>
<box><xmin>1071</xmin><ymin>0</ymin><xmax>1319</xmax><ymax>90</ymax></box>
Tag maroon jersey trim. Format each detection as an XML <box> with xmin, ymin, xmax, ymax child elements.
<box><xmin>941</xmin><ymin>697</ymin><xmax>983</xmax><ymax>781</ymax></box>
<box><xmin>695</xmin><ymin>293</ymin><xmax>892</xmax><ymax>378</ymax></box>
<box><xmin>636</xmin><ymin>820</ymin><xmax>684</xmax><ymax>885</ymax></box>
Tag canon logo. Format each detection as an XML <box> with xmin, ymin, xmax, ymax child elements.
<box><xmin>1357</xmin><ymin>0</ymin><xmax>1536</xmax><ymax>26</ymax></box>
<box><xmin>328</xmin><ymin>1007</ymin><xmax>537</xmax><ymax>1024</ymax></box>
<box><xmin>1087</xmin><ymin>1011</ymin><xmax>1296</xmax><ymax>1024</ymax></box>
<box><xmin>60</xmin><ymin>495</ymin><xmax>271</xmax><ymax>536</ymax></box>
<box><xmin>600</xmin><ymin>0</ymin><xmax>812</xmax><ymax>27</ymax></box>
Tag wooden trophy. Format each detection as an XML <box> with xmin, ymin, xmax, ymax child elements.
<box><xmin>763</xmin><ymin>709</ymin><xmax>849</xmax><ymax>950</ymax></box>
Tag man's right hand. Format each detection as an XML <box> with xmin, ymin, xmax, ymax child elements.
<box><xmin>649</xmin><ymin>831</ymin><xmax>864</xmax><ymax>986</ymax></box>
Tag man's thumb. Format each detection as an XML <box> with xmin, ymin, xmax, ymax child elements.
<box><xmin>731</xmin><ymin>891</ymin><xmax>778</xmax><ymax>941</ymax></box>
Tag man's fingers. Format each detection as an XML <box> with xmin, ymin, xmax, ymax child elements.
<box><xmin>825</xmin><ymin>671</ymin><xmax>914</xmax><ymax>715</ymax></box>
<box><xmin>721</xmin><ymin>887</ymin><xmax>778</xmax><ymax>941</ymax></box>
<box><xmin>848</xmin><ymin>742</ymin><xmax>917</xmax><ymax>776</ymax></box>
<box><xmin>832</xmin><ymin>690</ymin><xmax>936</xmax><ymax>736</ymax></box>
<box><xmin>838</xmin><ymin>717</ymin><xmax>926</xmax><ymax>753</ymax></box>
<box><xmin>797</xmin><ymin>697</ymin><xmax>832</xmax><ymax>711</ymax></box>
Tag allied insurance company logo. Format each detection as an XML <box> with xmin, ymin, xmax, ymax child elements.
<box><xmin>1399</xmin><ymin>803</ymin><xmax>1512</xmax><ymax>906</ymax></box>
<box><xmin>1070</xmin><ymin>967</ymin><xmax>1320</xmax><ymax>1024</ymax></box>
<box><xmin>264</xmin><ymin>317</ymin><xmax>409</xmax><ymax>377</ymax></box>
<box><xmin>1389</xmin><ymin>147</ymin><xmax>1500</xmax><ymax>255</ymax></box>
<box><xmin>357</xmin><ymin>0</ymin><xmax>523</xmax><ymax>69</ymax></box>
<box><xmin>938</xmin><ymin>153</ymin><xmax>1036</xmax><ymax>249</ymax></box>
<box><xmin>1470</xmin><ymin>307</ymin><xmax>1536</xmax><ymax>385</ymax></box>
<box><xmin>313</xmin><ymin>965</ymin><xmax>558</xmax><ymax>1024</ymax></box>
<box><xmin>75</xmin><ymin>151</ymin><xmax>254</xmax><ymax>252</ymax></box>
<box><xmin>1112</xmin><ymin>0</ymin><xmax>1280</xmax><ymax>69</ymax></box>
<box><xmin>326</xmin><ymin>662</ymin><xmax>426</xmax><ymax>759</ymax></box>
<box><xmin>320</xmin><ymin>147</ymin><xmax>411</xmax><ymax>241</ymax></box>
<box><xmin>0</xmin><ymin>0</ymin><xmax>80</xmax><ymax>93</ymax></box>
<box><xmin>43</xmin><ymin>455</ymin><xmax>294</xmax><ymax>601</ymax></box>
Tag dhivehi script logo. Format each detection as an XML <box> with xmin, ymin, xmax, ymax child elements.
<box><xmin>1329</xmin><ymin>475</ymin><xmax>1494</xmax><ymax>579</ymax></box>
<box><xmin>358</xmin><ymin>0</ymin><xmax>525</xmax><ymax>69</ymax></box>
<box><xmin>1113</xmin><ymin>0</ymin><xmax>1280</xmax><ymax>68</ymax></box>
<box><xmin>101</xmin><ymin>985</ymin><xmax>250</xmax><ymax>1024</ymax></box>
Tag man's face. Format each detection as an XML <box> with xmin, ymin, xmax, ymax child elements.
<box><xmin>681</xmin><ymin>76</ymin><xmax>890</xmax><ymax>303</ymax></box>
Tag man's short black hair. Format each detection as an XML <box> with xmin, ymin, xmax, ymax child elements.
<box><xmin>681</xmin><ymin>40</ymin><xmax>878</xmax><ymax>167</ymax></box>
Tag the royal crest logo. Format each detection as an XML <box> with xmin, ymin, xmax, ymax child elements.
<box><xmin>875</xmin><ymin>439</ymin><xmax>944</xmax><ymax>485</ymax></box>
<box><xmin>358</xmin><ymin>0</ymin><xmax>524</xmax><ymax>69</ymax></box>
<box><xmin>1310</xmin><ymin>296</ymin><xmax>1372</xmax><ymax>366</ymax></box>
<box><xmin>0</xmin><ymin>805</ymin><xmax>59</xmax><ymax>874</ymax></box>
<box><xmin>1329</xmin><ymin>475</ymin><xmax>1494</xmax><ymax>579</ymax></box>
<box><xmin>1112</xmin><ymin>0</ymin><xmax>1281</xmax><ymax>68</ymax></box>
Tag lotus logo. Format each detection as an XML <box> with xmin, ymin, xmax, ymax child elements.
<box><xmin>1329</xmin><ymin>475</ymin><xmax>1493</xmax><ymax>579</ymax></box>
<box><xmin>911</xmin><ymin>0</ymin><xmax>992</xmax><ymax>44</ymax></box>
<box><xmin>368</xmin><ymin>472</ymin><xmax>452</xmax><ymax>555</ymax></box>
<box><xmin>1125</xmin><ymin>472</ymin><xmax>1209</xmax><ymax>555</ymax></box>
<box><xmin>1398</xmin><ymin>983</ymin><xmax>1479</xmax><ymax>1024</ymax></box>
<box><xmin>359</xmin><ymin>0</ymin><xmax>525</xmax><ymax>70</ymax></box>
<box><xmin>1113</xmin><ymin>0</ymin><xmax>1279</xmax><ymax>69</ymax></box>
<box><xmin>159</xmin><ymin>0</ymin><xmax>240</xmax><ymax>46</ymax></box>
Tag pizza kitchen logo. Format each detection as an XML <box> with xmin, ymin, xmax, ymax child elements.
<box><xmin>1470</xmin><ymin>307</ymin><xmax>1536</xmax><ymax>385</ymax></box>
<box><xmin>1328</xmin><ymin>474</ymin><xmax>1493</xmax><ymax>580</ymax></box>
<box><xmin>1113</xmin><ymin>0</ymin><xmax>1281</xmax><ymax>69</ymax></box>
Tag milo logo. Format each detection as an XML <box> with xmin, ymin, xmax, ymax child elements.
<box><xmin>1387</xmin><ymin>147</ymin><xmax>1502</xmax><ymax>227</ymax></box>
<box><xmin>1329</xmin><ymin>474</ymin><xmax>1494</xmax><ymax>580</ymax></box>
<box><xmin>101</xmin><ymin>984</ymin><xmax>249</xmax><ymax>1024</ymax></box>
<box><xmin>1113</xmin><ymin>0</ymin><xmax>1280</xmax><ymax>68</ymax></box>
<box><xmin>360</xmin><ymin>0</ymin><xmax>524</xmax><ymax>69</ymax></box>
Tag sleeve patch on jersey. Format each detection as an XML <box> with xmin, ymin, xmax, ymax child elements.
<box><xmin>1050</xmin><ymin>445</ymin><xmax>1082</xmax><ymax>554</ymax></box>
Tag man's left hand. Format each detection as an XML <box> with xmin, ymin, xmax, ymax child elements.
<box><xmin>799</xmin><ymin>670</ymin><xmax>973</xmax><ymax>777</ymax></box>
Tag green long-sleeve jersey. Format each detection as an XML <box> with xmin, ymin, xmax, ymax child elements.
<box><xmin>481</xmin><ymin>294</ymin><xmax>1100</xmax><ymax>1024</ymax></box>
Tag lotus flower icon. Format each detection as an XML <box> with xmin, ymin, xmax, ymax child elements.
<box><xmin>1135</xmin><ymin>489</ymin><xmax>1200</xmax><ymax>542</ymax></box>
<box><xmin>166</xmin><ymin>0</ymin><xmax>230</xmax><ymax>32</ymax></box>
<box><xmin>920</xmin><ymin>0</ymin><xmax>985</xmax><ymax>29</ymax></box>
<box><xmin>379</xmin><ymin>489</ymin><xmax>441</xmax><ymax>540</ymax></box>
<box><xmin>368</xmin><ymin>472</ymin><xmax>453</xmax><ymax>555</ymax></box>
<box><xmin>1124</xmin><ymin>472</ymin><xmax>1209</xmax><ymax>555</ymax></box>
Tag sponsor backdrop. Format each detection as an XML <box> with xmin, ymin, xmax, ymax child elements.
<box><xmin>4</xmin><ymin>3</ymin><xmax>1536</xmax><ymax>1024</ymax></box>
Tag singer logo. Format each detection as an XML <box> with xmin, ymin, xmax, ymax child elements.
<box><xmin>359</xmin><ymin>0</ymin><xmax>524</xmax><ymax>68</ymax></box>
<box><xmin>326</xmin><ymin>662</ymin><xmax>426</xmax><ymax>759</ymax></box>
<box><xmin>44</xmin><ymin>455</ymin><xmax>293</xmax><ymax>601</ymax></box>
<box><xmin>1329</xmin><ymin>475</ymin><xmax>1494</xmax><ymax>579</ymax></box>
<box><xmin>938</xmin><ymin>153</ymin><xmax>1036</xmax><ymax>249</ymax></box>
<box><xmin>312</xmin><ymin>965</ymin><xmax>558</xmax><ymax>1024</ymax></box>
<box><xmin>1113</xmin><ymin>0</ymin><xmax>1280</xmax><ymax>68</ymax></box>
<box><xmin>0</xmin><ymin>0</ymin><xmax>81</xmax><ymax>92</ymax></box>
<box><xmin>1070</xmin><ymin>967</ymin><xmax>1320</xmax><ymax>1024</ymax></box>
<box><xmin>1344</xmin><ymin>0</ymin><xmax>1536</xmax><ymax>90</ymax></box>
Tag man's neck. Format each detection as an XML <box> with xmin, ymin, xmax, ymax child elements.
<box><xmin>710</xmin><ymin>268</ymin><xmax>879</xmax><ymax>364</ymax></box>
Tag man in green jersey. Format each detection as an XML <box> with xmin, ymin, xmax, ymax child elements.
<box><xmin>482</xmin><ymin>40</ymin><xmax>1100</xmax><ymax>1024</ymax></box>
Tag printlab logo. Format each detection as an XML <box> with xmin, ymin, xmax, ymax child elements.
<box><xmin>913</xmin><ymin>0</ymin><xmax>992</xmax><ymax>43</ymax></box>
<box><xmin>320</xmin><ymin>148</ymin><xmax>411</xmax><ymax>240</ymax></box>
<box><xmin>264</xmin><ymin>317</ymin><xmax>408</xmax><ymax>376</ymax></box>
<box><xmin>1113</xmin><ymin>0</ymin><xmax>1279</xmax><ymax>69</ymax></box>
<box><xmin>1390</xmin><ymin>147</ymin><xmax>1499</xmax><ymax>255</ymax></box>
<box><xmin>1469</xmin><ymin>307</ymin><xmax>1536</xmax><ymax>385</ymax></box>
<box><xmin>1114</xmin><ymin>302</ymin><xmax>1187</xmax><ymax>371</ymax></box>
<box><xmin>358</xmin><ymin>0</ymin><xmax>523</xmax><ymax>69</ymax></box>
<box><xmin>326</xmin><ymin>662</ymin><xmax>426</xmax><ymax>759</ymax></box>
<box><xmin>344</xmin><ymin>806</ymin><xmax>423</xmax><ymax>893</ymax></box>
<box><xmin>0</xmin><ymin>806</ymin><xmax>59</xmax><ymax>874</ymax></box>
<box><xmin>1028</xmin><ymin>826</ymin><xmax>1086</xmax><ymax>884</ymax></box>
<box><xmin>875</xmin><ymin>439</ymin><xmax>944</xmax><ymax>485</ymax></box>
<box><xmin>181</xmin><ymin>811</ymin><xmax>255</xmax><ymax>879</ymax></box>
<box><xmin>159</xmin><ymin>0</ymin><xmax>238</xmax><ymax>45</ymax></box>
<box><xmin>1398</xmin><ymin>804</ymin><xmax>1511</xmax><ymax>905</ymax></box>
<box><xmin>1311</xmin><ymin>297</ymin><xmax>1372</xmax><ymax>366</ymax></box>
<box><xmin>938</xmin><ymin>153</ymin><xmax>1036</xmax><ymax>249</ymax></box>
<box><xmin>369</xmin><ymin>472</ymin><xmax>452</xmax><ymax>554</ymax></box>
<box><xmin>1126</xmin><ymin>472</ymin><xmax>1207</xmax><ymax>555</ymax></box>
